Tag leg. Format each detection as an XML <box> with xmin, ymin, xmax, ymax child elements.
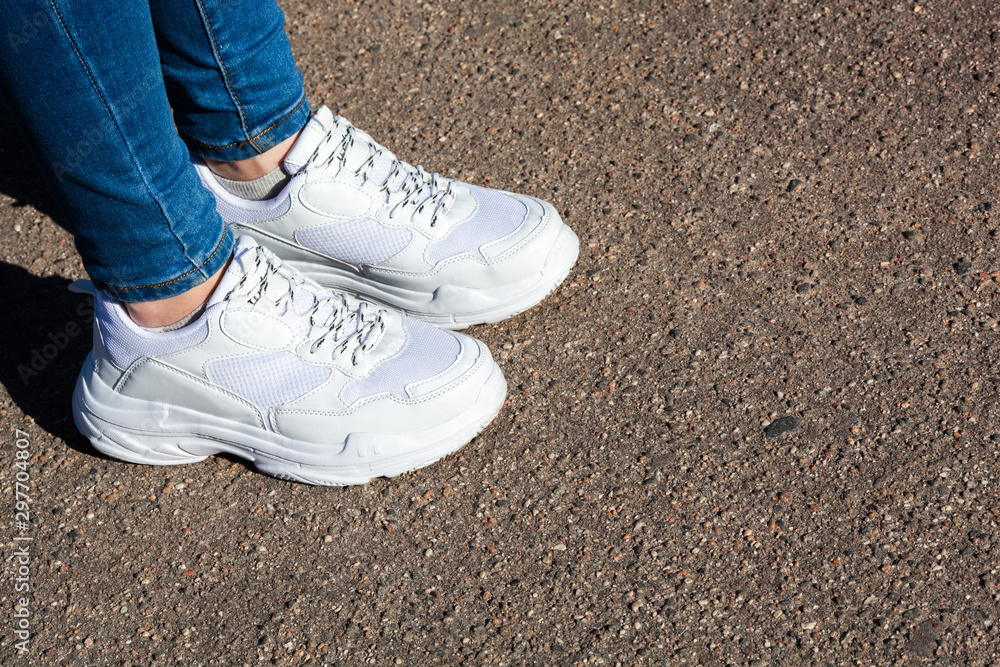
<box><xmin>0</xmin><ymin>0</ymin><xmax>232</xmax><ymax>305</ymax></box>
<box><xmin>148</xmin><ymin>0</ymin><xmax>310</xmax><ymax>165</ymax></box>
<box><xmin>2</xmin><ymin>1</ymin><xmax>507</xmax><ymax>486</ymax></box>
<box><xmin>142</xmin><ymin>2</ymin><xmax>577</xmax><ymax>328</ymax></box>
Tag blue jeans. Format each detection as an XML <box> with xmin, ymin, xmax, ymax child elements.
<box><xmin>0</xmin><ymin>0</ymin><xmax>311</xmax><ymax>301</ymax></box>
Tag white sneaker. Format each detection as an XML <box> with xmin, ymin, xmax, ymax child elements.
<box><xmin>71</xmin><ymin>236</ymin><xmax>506</xmax><ymax>486</ymax></box>
<box><xmin>193</xmin><ymin>106</ymin><xmax>579</xmax><ymax>330</ymax></box>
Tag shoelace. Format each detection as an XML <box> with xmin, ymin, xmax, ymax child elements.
<box><xmin>307</xmin><ymin>119</ymin><xmax>456</xmax><ymax>227</ymax></box>
<box><xmin>226</xmin><ymin>246</ymin><xmax>386</xmax><ymax>366</ymax></box>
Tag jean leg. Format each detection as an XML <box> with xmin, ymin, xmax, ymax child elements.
<box><xmin>149</xmin><ymin>0</ymin><xmax>311</xmax><ymax>162</ymax></box>
<box><xmin>0</xmin><ymin>0</ymin><xmax>232</xmax><ymax>302</ymax></box>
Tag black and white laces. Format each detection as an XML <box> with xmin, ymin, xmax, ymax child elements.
<box><xmin>306</xmin><ymin>118</ymin><xmax>456</xmax><ymax>228</ymax></box>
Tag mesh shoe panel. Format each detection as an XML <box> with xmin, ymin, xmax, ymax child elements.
<box><xmin>295</xmin><ymin>219</ymin><xmax>412</xmax><ymax>265</ymax></box>
<box><xmin>342</xmin><ymin>318</ymin><xmax>461</xmax><ymax>405</ymax></box>
<box><xmin>206</xmin><ymin>351</ymin><xmax>332</xmax><ymax>414</ymax></box>
<box><xmin>366</xmin><ymin>152</ymin><xmax>396</xmax><ymax>187</ymax></box>
<box><xmin>425</xmin><ymin>185</ymin><xmax>527</xmax><ymax>264</ymax></box>
<box><xmin>291</xmin><ymin>289</ymin><xmax>315</xmax><ymax>316</ymax></box>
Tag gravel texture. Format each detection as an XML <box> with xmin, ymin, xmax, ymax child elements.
<box><xmin>2</xmin><ymin>0</ymin><xmax>1000</xmax><ymax>664</ymax></box>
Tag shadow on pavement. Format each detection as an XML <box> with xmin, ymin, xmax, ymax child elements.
<box><xmin>0</xmin><ymin>261</ymin><xmax>98</xmax><ymax>454</ymax></box>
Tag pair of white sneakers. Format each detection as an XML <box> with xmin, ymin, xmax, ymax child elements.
<box><xmin>71</xmin><ymin>107</ymin><xmax>579</xmax><ymax>486</ymax></box>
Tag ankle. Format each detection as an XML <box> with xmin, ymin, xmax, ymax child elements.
<box><xmin>125</xmin><ymin>258</ymin><xmax>230</xmax><ymax>328</ymax></box>
<box><xmin>203</xmin><ymin>132</ymin><xmax>300</xmax><ymax>181</ymax></box>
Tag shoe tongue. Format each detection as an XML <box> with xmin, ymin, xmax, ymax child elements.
<box><xmin>204</xmin><ymin>235</ymin><xmax>363</xmax><ymax>339</ymax></box>
<box><xmin>284</xmin><ymin>106</ymin><xmax>340</xmax><ymax>173</ymax></box>
<box><xmin>206</xmin><ymin>235</ymin><xmax>258</xmax><ymax>307</ymax></box>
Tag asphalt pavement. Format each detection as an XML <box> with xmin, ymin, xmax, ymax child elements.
<box><xmin>2</xmin><ymin>0</ymin><xmax>1000</xmax><ymax>664</ymax></box>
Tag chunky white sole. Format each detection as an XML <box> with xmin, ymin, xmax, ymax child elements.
<box><xmin>72</xmin><ymin>356</ymin><xmax>507</xmax><ymax>486</ymax></box>
<box><xmin>251</xmin><ymin>223</ymin><xmax>580</xmax><ymax>331</ymax></box>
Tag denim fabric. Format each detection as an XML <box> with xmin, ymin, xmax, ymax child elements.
<box><xmin>151</xmin><ymin>0</ymin><xmax>310</xmax><ymax>162</ymax></box>
<box><xmin>0</xmin><ymin>0</ymin><xmax>310</xmax><ymax>302</ymax></box>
